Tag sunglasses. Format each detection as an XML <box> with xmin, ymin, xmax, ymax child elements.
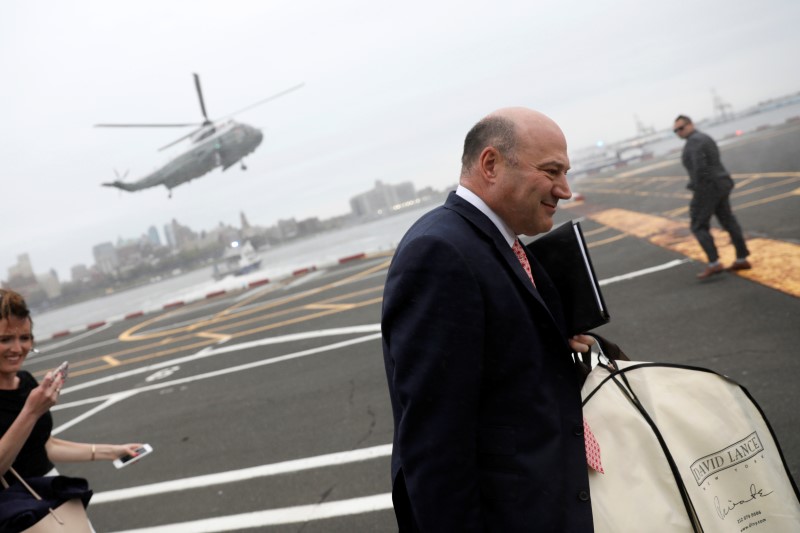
<box><xmin>674</xmin><ymin>124</ymin><xmax>688</xmax><ymax>133</ymax></box>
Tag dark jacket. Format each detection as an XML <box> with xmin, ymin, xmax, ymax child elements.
<box><xmin>381</xmin><ymin>192</ymin><xmax>593</xmax><ymax>532</ymax></box>
<box><xmin>681</xmin><ymin>130</ymin><xmax>734</xmax><ymax>194</ymax></box>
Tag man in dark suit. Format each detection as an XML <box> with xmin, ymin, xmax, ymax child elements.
<box><xmin>673</xmin><ymin>114</ymin><xmax>751</xmax><ymax>279</ymax></box>
<box><xmin>381</xmin><ymin>107</ymin><xmax>597</xmax><ymax>532</ymax></box>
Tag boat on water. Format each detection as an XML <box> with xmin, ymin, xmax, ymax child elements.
<box><xmin>212</xmin><ymin>240</ymin><xmax>262</xmax><ymax>280</ymax></box>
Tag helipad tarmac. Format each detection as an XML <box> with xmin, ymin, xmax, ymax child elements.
<box><xmin>30</xmin><ymin>120</ymin><xmax>799</xmax><ymax>532</ymax></box>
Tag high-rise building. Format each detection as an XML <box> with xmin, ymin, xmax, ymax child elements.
<box><xmin>163</xmin><ymin>223</ymin><xmax>176</xmax><ymax>249</ymax></box>
<box><xmin>4</xmin><ymin>254</ymin><xmax>47</xmax><ymax>306</ymax></box>
<box><xmin>37</xmin><ymin>270</ymin><xmax>61</xmax><ymax>299</ymax></box>
<box><xmin>70</xmin><ymin>264</ymin><xmax>90</xmax><ymax>283</ymax></box>
<box><xmin>147</xmin><ymin>226</ymin><xmax>162</xmax><ymax>247</ymax></box>
<box><xmin>93</xmin><ymin>242</ymin><xmax>118</xmax><ymax>276</ymax></box>
<box><xmin>350</xmin><ymin>180</ymin><xmax>417</xmax><ymax>217</ymax></box>
<box><xmin>164</xmin><ymin>219</ymin><xmax>198</xmax><ymax>250</ymax></box>
<box><xmin>8</xmin><ymin>254</ymin><xmax>35</xmax><ymax>280</ymax></box>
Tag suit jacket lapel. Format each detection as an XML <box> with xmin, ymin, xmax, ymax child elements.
<box><xmin>444</xmin><ymin>193</ymin><xmax>561</xmax><ymax>328</ymax></box>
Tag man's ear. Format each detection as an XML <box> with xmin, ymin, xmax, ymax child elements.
<box><xmin>478</xmin><ymin>147</ymin><xmax>500</xmax><ymax>183</ymax></box>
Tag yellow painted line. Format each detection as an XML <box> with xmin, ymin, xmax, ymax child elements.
<box><xmin>195</xmin><ymin>332</ymin><xmax>232</xmax><ymax>343</ymax></box>
<box><xmin>561</xmin><ymin>200</ymin><xmax>585</xmax><ymax>210</ymax></box>
<box><xmin>736</xmin><ymin>177</ymin><xmax>759</xmax><ymax>189</ymax></box>
<box><xmin>614</xmin><ymin>159</ymin><xmax>680</xmax><ymax>178</ymax></box>
<box><xmin>231</xmin><ymin>297</ymin><xmax>385</xmax><ymax>339</ymax></box>
<box><xmin>581</xmin><ymin>187</ymin><xmax>691</xmax><ymax>199</ymax></box>
<box><xmin>588</xmin><ymin>208</ymin><xmax>800</xmax><ymax>297</ymax></box>
<box><xmin>36</xmin><ymin>262</ymin><xmax>394</xmax><ymax>379</ymax></box>
<box><xmin>660</xmin><ymin>181</ymin><xmax>800</xmax><ymax>217</ymax></box>
<box><xmin>63</xmin><ymin>338</ymin><xmax>218</xmax><ymax>378</ymax></box>
<box><xmin>588</xmin><ymin>234</ymin><xmax>628</xmax><ymax>248</ymax></box>
<box><xmin>118</xmin><ymin>259</ymin><xmax>392</xmax><ymax>342</ymax></box>
<box><xmin>65</xmin><ymin>289</ymin><xmax>387</xmax><ymax>378</ymax></box>
<box><xmin>304</xmin><ymin>303</ymin><xmax>357</xmax><ymax>311</ymax></box>
<box><xmin>661</xmin><ymin>206</ymin><xmax>689</xmax><ymax>217</ymax></box>
<box><xmin>730</xmin><ymin>172</ymin><xmax>800</xmax><ymax>178</ymax></box>
<box><xmin>735</xmin><ymin>188</ymin><xmax>800</xmax><ymax>210</ymax></box>
<box><xmin>732</xmin><ymin>176</ymin><xmax>800</xmax><ymax>197</ymax></box>
<box><xmin>582</xmin><ymin>226</ymin><xmax>612</xmax><ymax>237</ymax></box>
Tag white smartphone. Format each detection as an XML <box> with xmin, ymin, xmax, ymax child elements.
<box><xmin>54</xmin><ymin>361</ymin><xmax>69</xmax><ymax>382</ymax></box>
<box><xmin>113</xmin><ymin>444</ymin><xmax>153</xmax><ymax>469</ymax></box>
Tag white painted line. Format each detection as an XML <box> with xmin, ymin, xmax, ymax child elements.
<box><xmin>92</xmin><ymin>443</ymin><xmax>392</xmax><ymax>504</ymax></box>
<box><xmin>56</xmin><ymin>325</ymin><xmax>382</xmax><ymax>397</ymax></box>
<box><xmin>54</xmin><ymin>331</ymin><xmax>383</xmax><ymax>410</ymax></box>
<box><xmin>33</xmin><ymin>337</ymin><xmax>121</xmax><ymax>364</ymax></box>
<box><xmin>52</xmin><ymin>390</ymin><xmax>138</xmax><ymax>435</ymax></box>
<box><xmin>599</xmin><ymin>259</ymin><xmax>690</xmax><ymax>286</ymax></box>
<box><xmin>107</xmin><ymin>493</ymin><xmax>393</xmax><ymax>533</ymax></box>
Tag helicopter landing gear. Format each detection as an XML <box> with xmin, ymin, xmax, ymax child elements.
<box><xmin>241</xmin><ymin>161</ymin><xmax>248</xmax><ymax>171</ymax></box>
<box><xmin>168</xmin><ymin>189</ymin><xmax>173</xmax><ymax>199</ymax></box>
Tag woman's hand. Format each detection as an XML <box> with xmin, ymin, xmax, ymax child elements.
<box><xmin>23</xmin><ymin>370</ymin><xmax>63</xmax><ymax>417</ymax></box>
<box><xmin>109</xmin><ymin>443</ymin><xmax>145</xmax><ymax>461</ymax></box>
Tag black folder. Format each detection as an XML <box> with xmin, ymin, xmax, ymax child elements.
<box><xmin>526</xmin><ymin>220</ymin><xmax>610</xmax><ymax>335</ymax></box>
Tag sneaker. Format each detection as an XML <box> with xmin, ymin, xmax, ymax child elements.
<box><xmin>727</xmin><ymin>259</ymin><xmax>752</xmax><ymax>271</ymax></box>
<box><xmin>697</xmin><ymin>263</ymin><xmax>724</xmax><ymax>279</ymax></box>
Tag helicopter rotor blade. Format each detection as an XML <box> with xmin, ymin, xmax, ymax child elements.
<box><xmin>218</xmin><ymin>82</ymin><xmax>305</xmax><ymax>121</ymax></box>
<box><xmin>193</xmin><ymin>73</ymin><xmax>212</xmax><ymax>125</ymax></box>
<box><xmin>157</xmin><ymin>126</ymin><xmax>206</xmax><ymax>152</ymax></box>
<box><xmin>95</xmin><ymin>123</ymin><xmax>201</xmax><ymax>128</ymax></box>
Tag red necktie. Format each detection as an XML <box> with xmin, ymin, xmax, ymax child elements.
<box><xmin>512</xmin><ymin>239</ymin><xmax>604</xmax><ymax>474</ymax></box>
<box><xmin>512</xmin><ymin>240</ymin><xmax>536</xmax><ymax>288</ymax></box>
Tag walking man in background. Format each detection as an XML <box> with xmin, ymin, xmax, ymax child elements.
<box><xmin>381</xmin><ymin>107</ymin><xmax>597</xmax><ymax>532</ymax></box>
<box><xmin>673</xmin><ymin>114</ymin><xmax>751</xmax><ymax>279</ymax></box>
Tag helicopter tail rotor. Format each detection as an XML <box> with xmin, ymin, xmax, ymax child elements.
<box><xmin>103</xmin><ymin>169</ymin><xmax>134</xmax><ymax>192</ymax></box>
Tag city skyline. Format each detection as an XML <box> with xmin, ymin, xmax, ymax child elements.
<box><xmin>2</xmin><ymin>178</ymin><xmax>428</xmax><ymax>286</ymax></box>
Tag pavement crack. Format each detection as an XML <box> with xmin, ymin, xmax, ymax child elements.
<box><xmin>348</xmin><ymin>378</ymin><xmax>355</xmax><ymax>405</ymax></box>
<box><xmin>295</xmin><ymin>484</ymin><xmax>337</xmax><ymax>533</ymax></box>
<box><xmin>354</xmin><ymin>404</ymin><xmax>376</xmax><ymax>449</ymax></box>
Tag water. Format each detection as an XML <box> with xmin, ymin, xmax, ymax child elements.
<box><xmin>642</xmin><ymin>100</ymin><xmax>800</xmax><ymax>160</ymax></box>
<box><xmin>572</xmin><ymin>99</ymin><xmax>800</xmax><ymax>175</ymax></box>
<box><xmin>33</xmin><ymin>203</ymin><xmax>437</xmax><ymax>340</ymax></box>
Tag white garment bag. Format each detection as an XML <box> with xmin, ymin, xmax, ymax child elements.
<box><xmin>582</xmin><ymin>359</ymin><xmax>800</xmax><ymax>533</ymax></box>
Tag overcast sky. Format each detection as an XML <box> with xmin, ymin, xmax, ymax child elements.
<box><xmin>2</xmin><ymin>0</ymin><xmax>798</xmax><ymax>280</ymax></box>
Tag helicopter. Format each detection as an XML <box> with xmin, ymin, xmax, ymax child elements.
<box><xmin>97</xmin><ymin>73</ymin><xmax>303</xmax><ymax>198</ymax></box>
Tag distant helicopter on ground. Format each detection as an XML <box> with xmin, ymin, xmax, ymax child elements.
<box><xmin>97</xmin><ymin>73</ymin><xmax>303</xmax><ymax>198</ymax></box>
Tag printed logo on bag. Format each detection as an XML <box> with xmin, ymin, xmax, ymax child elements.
<box><xmin>689</xmin><ymin>432</ymin><xmax>764</xmax><ymax>485</ymax></box>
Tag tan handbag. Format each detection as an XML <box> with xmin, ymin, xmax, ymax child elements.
<box><xmin>1</xmin><ymin>468</ymin><xmax>92</xmax><ymax>533</ymax></box>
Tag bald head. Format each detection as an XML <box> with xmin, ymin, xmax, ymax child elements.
<box><xmin>458</xmin><ymin>107</ymin><xmax>571</xmax><ymax>235</ymax></box>
<box><xmin>460</xmin><ymin>108</ymin><xmax>564</xmax><ymax>181</ymax></box>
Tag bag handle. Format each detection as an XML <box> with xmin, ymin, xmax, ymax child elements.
<box><xmin>1</xmin><ymin>467</ymin><xmax>66</xmax><ymax>525</ymax></box>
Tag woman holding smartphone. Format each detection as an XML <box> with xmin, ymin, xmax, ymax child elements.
<box><xmin>0</xmin><ymin>288</ymin><xmax>142</xmax><ymax>478</ymax></box>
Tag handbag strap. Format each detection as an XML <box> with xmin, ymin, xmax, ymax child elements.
<box><xmin>1</xmin><ymin>467</ymin><xmax>66</xmax><ymax>525</ymax></box>
<box><xmin>7</xmin><ymin>466</ymin><xmax>44</xmax><ymax>501</ymax></box>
